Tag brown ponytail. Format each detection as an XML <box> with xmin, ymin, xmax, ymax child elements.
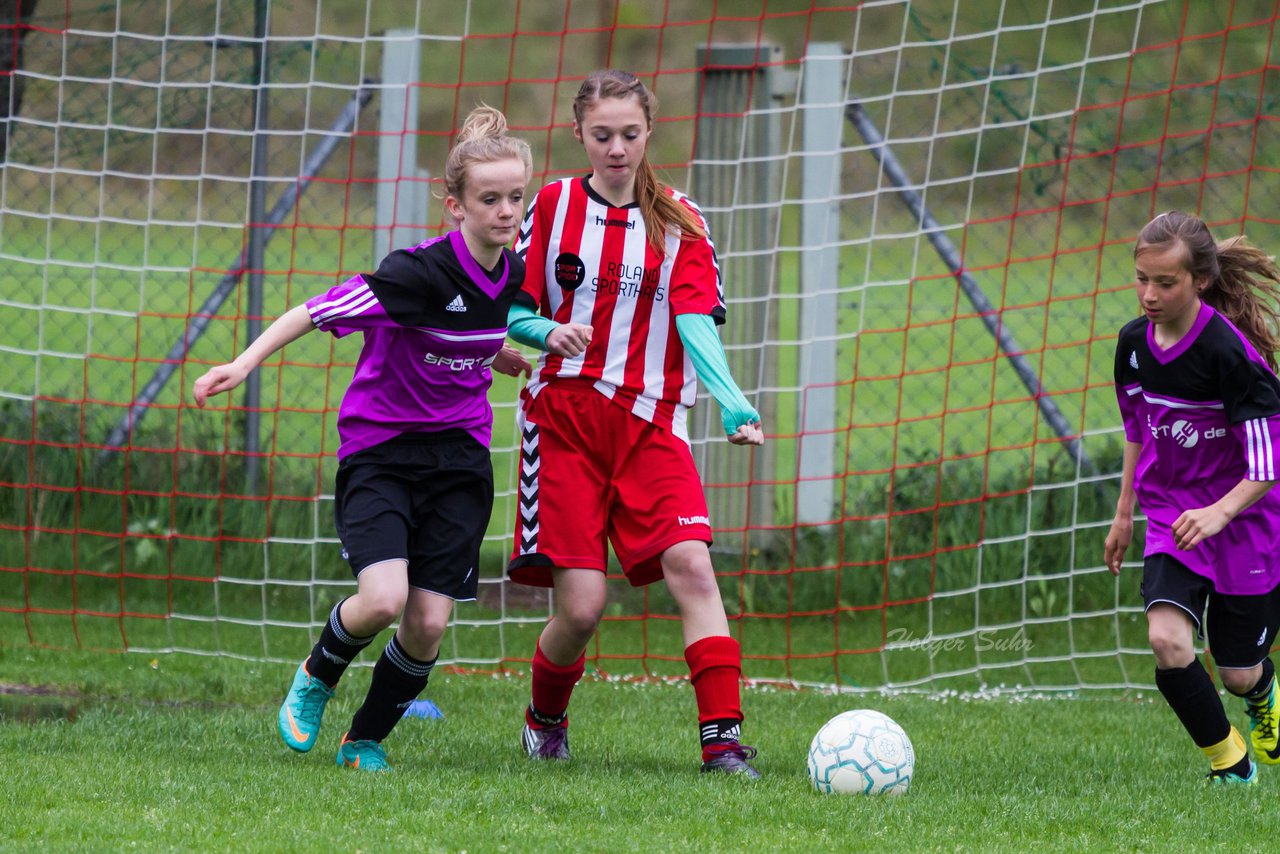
<box><xmin>573</xmin><ymin>70</ymin><xmax>705</xmax><ymax>252</ymax></box>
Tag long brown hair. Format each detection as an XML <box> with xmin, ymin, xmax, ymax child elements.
<box><xmin>443</xmin><ymin>104</ymin><xmax>532</xmax><ymax>199</ymax></box>
<box><xmin>1135</xmin><ymin>210</ymin><xmax>1280</xmax><ymax>369</ymax></box>
<box><xmin>572</xmin><ymin>69</ymin><xmax>705</xmax><ymax>252</ymax></box>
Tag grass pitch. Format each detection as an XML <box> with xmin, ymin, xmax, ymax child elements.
<box><xmin>4</xmin><ymin>643</ymin><xmax>1274</xmax><ymax>852</ymax></box>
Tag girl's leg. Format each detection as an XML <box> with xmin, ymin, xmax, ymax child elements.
<box><xmin>305</xmin><ymin>559</ymin><xmax>410</xmax><ymax>687</ymax></box>
<box><xmin>522</xmin><ymin>568</ymin><xmax>607</xmax><ymax>759</ymax></box>
<box><xmin>661</xmin><ymin>541</ymin><xmax>756</xmax><ymax>776</ymax></box>
<box><xmin>1209</xmin><ymin>588</ymin><xmax>1280</xmax><ymax>765</ymax></box>
<box><xmin>1234</xmin><ymin>657</ymin><xmax>1280</xmax><ymax>764</ymax></box>
<box><xmin>1148</xmin><ymin>603</ymin><xmax>1250</xmax><ymax>778</ymax></box>
<box><xmin>279</xmin><ymin>559</ymin><xmax>407</xmax><ymax>753</ymax></box>
<box><xmin>343</xmin><ymin>587</ymin><xmax>452</xmax><ymax>748</ymax></box>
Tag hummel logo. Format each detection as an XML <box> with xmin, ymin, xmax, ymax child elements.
<box><xmin>1259</xmin><ymin>628</ymin><xmax>1268</xmax><ymax>647</ymax></box>
<box><xmin>1129</xmin><ymin>351</ymin><xmax>1138</xmax><ymax>370</ymax></box>
<box><xmin>446</xmin><ymin>294</ymin><xmax>467</xmax><ymax>312</ymax></box>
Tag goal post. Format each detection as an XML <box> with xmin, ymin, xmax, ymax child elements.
<box><xmin>2</xmin><ymin>0</ymin><xmax>1272</xmax><ymax>693</ymax></box>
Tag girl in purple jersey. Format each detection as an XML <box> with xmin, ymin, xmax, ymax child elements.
<box><xmin>1106</xmin><ymin>210</ymin><xmax>1280</xmax><ymax>784</ymax></box>
<box><xmin>192</xmin><ymin>106</ymin><xmax>533</xmax><ymax>772</ymax></box>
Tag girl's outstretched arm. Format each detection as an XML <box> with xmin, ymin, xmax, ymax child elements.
<box><xmin>192</xmin><ymin>304</ymin><xmax>315</xmax><ymax>407</ymax></box>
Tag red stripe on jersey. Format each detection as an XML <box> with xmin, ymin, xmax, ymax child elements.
<box><xmin>620</xmin><ymin>215</ymin><xmax>657</xmax><ymax>402</ymax></box>
<box><xmin>581</xmin><ymin>201</ymin><xmax>626</xmax><ymax>379</ymax></box>
<box><xmin>539</xmin><ymin>180</ymin><xmax>586</xmax><ymax>382</ymax></box>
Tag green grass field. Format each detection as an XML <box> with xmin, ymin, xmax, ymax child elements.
<box><xmin>4</xmin><ymin>643</ymin><xmax>1275</xmax><ymax>852</ymax></box>
<box><xmin>6</xmin><ymin>6</ymin><xmax>1280</xmax><ymax>848</ymax></box>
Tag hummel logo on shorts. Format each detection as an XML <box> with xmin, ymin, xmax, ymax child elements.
<box><xmin>446</xmin><ymin>295</ymin><xmax>467</xmax><ymax>312</ymax></box>
<box><xmin>1129</xmin><ymin>351</ymin><xmax>1138</xmax><ymax>370</ymax></box>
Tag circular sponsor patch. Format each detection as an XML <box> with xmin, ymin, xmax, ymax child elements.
<box><xmin>554</xmin><ymin>252</ymin><xmax>586</xmax><ymax>291</ymax></box>
<box><xmin>1172</xmin><ymin>419</ymin><xmax>1199</xmax><ymax>448</ymax></box>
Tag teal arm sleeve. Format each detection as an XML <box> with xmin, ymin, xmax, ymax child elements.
<box><xmin>506</xmin><ymin>302</ymin><xmax>559</xmax><ymax>350</ymax></box>
<box><xmin>675</xmin><ymin>313</ymin><xmax>761</xmax><ymax>436</ymax></box>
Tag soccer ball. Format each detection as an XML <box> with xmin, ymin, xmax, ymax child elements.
<box><xmin>807</xmin><ymin>709</ymin><xmax>914</xmax><ymax>796</ymax></box>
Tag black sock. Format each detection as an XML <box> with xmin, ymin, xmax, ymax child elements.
<box><xmin>699</xmin><ymin>717</ymin><xmax>743</xmax><ymax>750</ymax></box>
<box><xmin>347</xmin><ymin>634</ymin><xmax>435</xmax><ymax>743</ymax></box>
<box><xmin>1225</xmin><ymin>754</ymin><xmax>1254</xmax><ymax>778</ymax></box>
<box><xmin>1155</xmin><ymin>660</ymin><xmax>1231</xmax><ymax>748</ymax></box>
<box><xmin>305</xmin><ymin>598</ymin><xmax>376</xmax><ymax>688</ymax></box>
<box><xmin>527</xmin><ymin>704</ymin><xmax>566</xmax><ymax>728</ymax></box>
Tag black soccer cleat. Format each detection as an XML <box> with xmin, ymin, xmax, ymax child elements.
<box><xmin>700</xmin><ymin>743</ymin><xmax>761</xmax><ymax>778</ymax></box>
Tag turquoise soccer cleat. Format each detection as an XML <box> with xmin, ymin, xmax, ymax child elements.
<box><xmin>336</xmin><ymin>733</ymin><xmax>392</xmax><ymax>772</ymax></box>
<box><xmin>1204</xmin><ymin>760</ymin><xmax>1258</xmax><ymax>786</ymax></box>
<box><xmin>277</xmin><ymin>661</ymin><xmax>335</xmax><ymax>753</ymax></box>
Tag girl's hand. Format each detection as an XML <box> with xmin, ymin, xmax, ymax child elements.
<box><xmin>491</xmin><ymin>344</ymin><xmax>532</xmax><ymax>378</ymax></box>
<box><xmin>728</xmin><ymin>421</ymin><xmax>764</xmax><ymax>446</ymax></box>
<box><xmin>1171</xmin><ymin>505</ymin><xmax>1230</xmax><ymax>551</ymax></box>
<box><xmin>1103</xmin><ymin>516</ymin><xmax>1133</xmax><ymax>575</ymax></box>
<box><xmin>546</xmin><ymin>323</ymin><xmax>593</xmax><ymax>358</ymax></box>
<box><xmin>192</xmin><ymin>363</ymin><xmax>249</xmax><ymax>407</ymax></box>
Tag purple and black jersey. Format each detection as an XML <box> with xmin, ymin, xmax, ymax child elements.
<box><xmin>1114</xmin><ymin>303</ymin><xmax>1280</xmax><ymax>594</ymax></box>
<box><xmin>306</xmin><ymin>230</ymin><xmax>525</xmax><ymax>459</ymax></box>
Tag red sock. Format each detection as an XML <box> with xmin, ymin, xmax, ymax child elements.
<box><xmin>528</xmin><ymin>642</ymin><xmax>584</xmax><ymax>728</ymax></box>
<box><xmin>685</xmin><ymin>635</ymin><xmax>743</xmax><ymax>726</ymax></box>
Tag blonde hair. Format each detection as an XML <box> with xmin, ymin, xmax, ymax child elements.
<box><xmin>572</xmin><ymin>69</ymin><xmax>705</xmax><ymax>251</ymax></box>
<box><xmin>443</xmin><ymin>104</ymin><xmax>532</xmax><ymax>199</ymax></box>
<box><xmin>1136</xmin><ymin>211</ymin><xmax>1280</xmax><ymax>369</ymax></box>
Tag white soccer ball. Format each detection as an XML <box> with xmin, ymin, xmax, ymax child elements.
<box><xmin>807</xmin><ymin>709</ymin><xmax>914</xmax><ymax>796</ymax></box>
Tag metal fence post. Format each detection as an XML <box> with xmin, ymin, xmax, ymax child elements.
<box><xmin>797</xmin><ymin>43</ymin><xmax>845</xmax><ymax>524</ymax></box>
<box><xmin>376</xmin><ymin>29</ymin><xmax>429</xmax><ymax>260</ymax></box>
<box><xmin>692</xmin><ymin>43</ymin><xmax>784</xmax><ymax>551</ymax></box>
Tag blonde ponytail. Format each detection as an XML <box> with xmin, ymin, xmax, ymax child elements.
<box><xmin>443</xmin><ymin>104</ymin><xmax>533</xmax><ymax>198</ymax></box>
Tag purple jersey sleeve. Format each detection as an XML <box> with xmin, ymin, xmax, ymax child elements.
<box><xmin>305</xmin><ymin>276</ymin><xmax>394</xmax><ymax>339</ymax></box>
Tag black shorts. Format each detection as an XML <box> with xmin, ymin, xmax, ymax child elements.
<box><xmin>1142</xmin><ymin>553</ymin><xmax>1280</xmax><ymax>669</ymax></box>
<box><xmin>333</xmin><ymin>430</ymin><xmax>493</xmax><ymax>601</ymax></box>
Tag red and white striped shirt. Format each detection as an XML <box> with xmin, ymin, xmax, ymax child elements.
<box><xmin>514</xmin><ymin>176</ymin><xmax>726</xmax><ymax>441</ymax></box>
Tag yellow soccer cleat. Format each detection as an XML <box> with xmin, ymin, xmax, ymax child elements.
<box><xmin>1245</xmin><ymin>676</ymin><xmax>1280</xmax><ymax>765</ymax></box>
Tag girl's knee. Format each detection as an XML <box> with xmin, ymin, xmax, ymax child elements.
<box><xmin>1220</xmin><ymin>668</ymin><xmax>1259</xmax><ymax>695</ymax></box>
<box><xmin>352</xmin><ymin>592</ymin><xmax>407</xmax><ymax>631</ymax></box>
<box><xmin>1147</xmin><ymin>628</ymin><xmax>1193</xmax><ymax>667</ymax></box>
<box><xmin>664</xmin><ymin>560</ymin><xmax>720</xmax><ymax>602</ymax></box>
<box><xmin>556</xmin><ymin>603</ymin><xmax>603</xmax><ymax>642</ymax></box>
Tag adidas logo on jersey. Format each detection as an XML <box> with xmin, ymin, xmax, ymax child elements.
<box><xmin>446</xmin><ymin>295</ymin><xmax>467</xmax><ymax>312</ymax></box>
<box><xmin>1129</xmin><ymin>351</ymin><xmax>1138</xmax><ymax>369</ymax></box>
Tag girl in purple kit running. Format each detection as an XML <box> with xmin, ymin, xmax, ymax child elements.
<box><xmin>192</xmin><ymin>105</ymin><xmax>532</xmax><ymax>772</ymax></box>
<box><xmin>1105</xmin><ymin>210</ymin><xmax>1280</xmax><ymax>784</ymax></box>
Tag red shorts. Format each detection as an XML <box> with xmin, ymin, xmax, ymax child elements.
<box><xmin>508</xmin><ymin>380</ymin><xmax>713</xmax><ymax>588</ymax></box>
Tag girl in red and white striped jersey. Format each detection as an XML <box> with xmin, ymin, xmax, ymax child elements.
<box><xmin>505</xmin><ymin>69</ymin><xmax>764</xmax><ymax>776</ymax></box>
